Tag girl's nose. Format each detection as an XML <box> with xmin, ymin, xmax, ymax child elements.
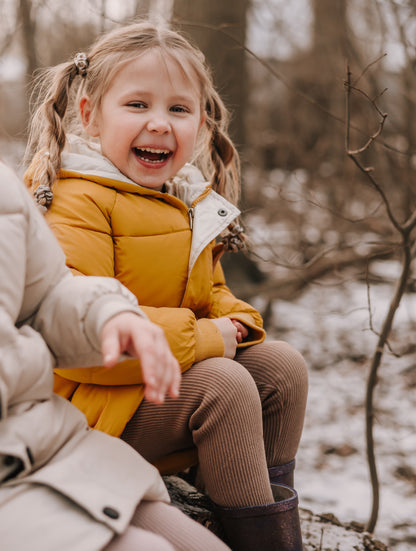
<box><xmin>147</xmin><ymin>115</ymin><xmax>171</xmax><ymax>134</ymax></box>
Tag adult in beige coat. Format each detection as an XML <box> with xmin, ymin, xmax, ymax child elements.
<box><xmin>0</xmin><ymin>161</ymin><xmax>229</xmax><ymax>551</ymax></box>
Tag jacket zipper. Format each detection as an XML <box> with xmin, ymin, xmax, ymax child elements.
<box><xmin>187</xmin><ymin>186</ymin><xmax>212</xmax><ymax>232</ymax></box>
<box><xmin>188</xmin><ymin>207</ymin><xmax>194</xmax><ymax>230</ymax></box>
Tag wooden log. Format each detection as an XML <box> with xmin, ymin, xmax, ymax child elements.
<box><xmin>163</xmin><ymin>475</ymin><xmax>388</xmax><ymax>551</ymax></box>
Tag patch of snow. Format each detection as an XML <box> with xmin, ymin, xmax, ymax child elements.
<box><xmin>266</xmin><ymin>268</ymin><xmax>416</xmax><ymax>550</ymax></box>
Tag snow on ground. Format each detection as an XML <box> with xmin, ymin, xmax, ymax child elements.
<box><xmin>265</xmin><ymin>262</ymin><xmax>416</xmax><ymax>550</ymax></box>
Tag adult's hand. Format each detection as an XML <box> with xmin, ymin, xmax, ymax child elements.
<box><xmin>101</xmin><ymin>312</ymin><xmax>181</xmax><ymax>403</ymax></box>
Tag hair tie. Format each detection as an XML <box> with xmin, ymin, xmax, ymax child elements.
<box><xmin>74</xmin><ymin>52</ymin><xmax>89</xmax><ymax>77</ymax></box>
<box><xmin>34</xmin><ymin>184</ymin><xmax>53</xmax><ymax>208</ymax></box>
<box><xmin>222</xmin><ymin>224</ymin><xmax>245</xmax><ymax>253</ymax></box>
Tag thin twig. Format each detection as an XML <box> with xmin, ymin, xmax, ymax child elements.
<box><xmin>345</xmin><ymin>68</ymin><xmax>402</xmax><ymax>234</ymax></box>
<box><xmin>352</xmin><ymin>53</ymin><xmax>388</xmax><ymax>86</ymax></box>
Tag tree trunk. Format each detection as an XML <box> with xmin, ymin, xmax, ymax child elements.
<box><xmin>134</xmin><ymin>0</ymin><xmax>151</xmax><ymax>18</ymax></box>
<box><xmin>18</xmin><ymin>0</ymin><xmax>37</xmax><ymax>81</ymax></box>
<box><xmin>172</xmin><ymin>0</ymin><xmax>249</xmax><ymax>151</ymax></box>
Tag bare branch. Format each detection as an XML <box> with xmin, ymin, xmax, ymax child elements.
<box><xmin>345</xmin><ymin>64</ymin><xmax>416</xmax><ymax>534</ymax></box>
<box><xmin>352</xmin><ymin>53</ymin><xmax>388</xmax><ymax>86</ymax></box>
<box><xmin>364</xmin><ymin>263</ymin><xmax>401</xmax><ymax>357</ymax></box>
<box><xmin>345</xmin><ymin>68</ymin><xmax>403</xmax><ymax>234</ymax></box>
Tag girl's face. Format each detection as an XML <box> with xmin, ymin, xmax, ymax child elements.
<box><xmin>81</xmin><ymin>49</ymin><xmax>205</xmax><ymax>190</ymax></box>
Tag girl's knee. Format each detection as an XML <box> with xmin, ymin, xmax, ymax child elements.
<box><xmin>238</xmin><ymin>341</ymin><xmax>308</xmax><ymax>403</ymax></box>
<box><xmin>261</xmin><ymin>340</ymin><xmax>308</xmax><ymax>387</ymax></box>
<box><xmin>200</xmin><ymin>358</ymin><xmax>261</xmax><ymax>405</ymax></box>
<box><xmin>274</xmin><ymin>340</ymin><xmax>308</xmax><ymax>385</ymax></box>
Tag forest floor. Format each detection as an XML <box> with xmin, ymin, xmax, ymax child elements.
<box><xmin>263</xmin><ymin>260</ymin><xmax>416</xmax><ymax>551</ymax></box>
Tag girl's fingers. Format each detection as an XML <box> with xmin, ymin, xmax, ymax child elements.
<box><xmin>231</xmin><ymin>319</ymin><xmax>249</xmax><ymax>340</ymax></box>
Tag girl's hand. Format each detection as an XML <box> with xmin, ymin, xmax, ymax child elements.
<box><xmin>211</xmin><ymin>317</ymin><xmax>238</xmax><ymax>359</ymax></box>
<box><xmin>101</xmin><ymin>312</ymin><xmax>181</xmax><ymax>404</ymax></box>
<box><xmin>230</xmin><ymin>319</ymin><xmax>249</xmax><ymax>343</ymax></box>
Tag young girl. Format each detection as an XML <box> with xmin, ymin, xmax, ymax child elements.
<box><xmin>25</xmin><ymin>20</ymin><xmax>308</xmax><ymax>550</ymax></box>
<box><xmin>0</xmin><ymin>160</ymin><xmax>229</xmax><ymax>551</ymax></box>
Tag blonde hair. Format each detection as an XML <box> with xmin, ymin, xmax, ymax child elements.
<box><xmin>26</xmin><ymin>20</ymin><xmax>240</xmax><ymax>206</ymax></box>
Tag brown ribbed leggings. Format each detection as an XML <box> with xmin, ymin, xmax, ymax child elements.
<box><xmin>121</xmin><ymin>340</ymin><xmax>308</xmax><ymax>508</ymax></box>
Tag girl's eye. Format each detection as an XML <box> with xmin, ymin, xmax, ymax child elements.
<box><xmin>170</xmin><ymin>105</ymin><xmax>189</xmax><ymax>114</ymax></box>
<box><xmin>128</xmin><ymin>102</ymin><xmax>147</xmax><ymax>109</ymax></box>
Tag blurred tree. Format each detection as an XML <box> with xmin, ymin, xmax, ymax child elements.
<box><xmin>172</xmin><ymin>0</ymin><xmax>249</xmax><ymax>151</ymax></box>
<box><xmin>134</xmin><ymin>0</ymin><xmax>151</xmax><ymax>17</ymax></box>
<box><xmin>18</xmin><ymin>0</ymin><xmax>37</xmax><ymax>82</ymax></box>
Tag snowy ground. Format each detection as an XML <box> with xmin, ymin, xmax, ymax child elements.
<box><xmin>263</xmin><ymin>262</ymin><xmax>416</xmax><ymax>550</ymax></box>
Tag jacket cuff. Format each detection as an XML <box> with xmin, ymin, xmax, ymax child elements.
<box><xmin>194</xmin><ymin>318</ymin><xmax>225</xmax><ymax>363</ymax></box>
<box><xmin>225</xmin><ymin>313</ymin><xmax>266</xmax><ymax>347</ymax></box>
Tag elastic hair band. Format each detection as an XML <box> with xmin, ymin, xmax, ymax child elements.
<box><xmin>222</xmin><ymin>223</ymin><xmax>245</xmax><ymax>253</ymax></box>
<box><xmin>34</xmin><ymin>184</ymin><xmax>53</xmax><ymax>208</ymax></box>
<box><xmin>74</xmin><ymin>52</ymin><xmax>89</xmax><ymax>77</ymax></box>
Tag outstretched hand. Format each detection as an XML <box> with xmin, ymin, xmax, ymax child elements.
<box><xmin>101</xmin><ymin>312</ymin><xmax>181</xmax><ymax>404</ymax></box>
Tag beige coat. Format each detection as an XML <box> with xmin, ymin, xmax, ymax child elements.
<box><xmin>0</xmin><ymin>162</ymin><xmax>169</xmax><ymax>551</ymax></box>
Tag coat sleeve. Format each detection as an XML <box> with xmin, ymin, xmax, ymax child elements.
<box><xmin>33</xmin><ymin>274</ymin><xmax>146</xmax><ymax>369</ymax></box>
<box><xmin>0</xmin><ymin>167</ymin><xmax>54</xmax><ymax>419</ymax></box>
<box><xmin>209</xmin><ymin>261</ymin><xmax>266</xmax><ymax>347</ymax></box>
<box><xmin>0</xmin><ymin>312</ymin><xmax>55</xmax><ymax>421</ymax></box>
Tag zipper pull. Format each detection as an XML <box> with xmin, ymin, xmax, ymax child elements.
<box><xmin>188</xmin><ymin>207</ymin><xmax>194</xmax><ymax>230</ymax></box>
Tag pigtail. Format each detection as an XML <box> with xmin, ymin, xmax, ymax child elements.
<box><xmin>205</xmin><ymin>91</ymin><xmax>239</xmax><ymax>203</ymax></box>
<box><xmin>204</xmin><ymin>91</ymin><xmax>246</xmax><ymax>254</ymax></box>
<box><xmin>25</xmin><ymin>56</ymin><xmax>87</xmax><ymax>209</ymax></box>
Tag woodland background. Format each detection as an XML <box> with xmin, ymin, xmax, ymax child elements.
<box><xmin>0</xmin><ymin>1</ymin><xmax>415</xmax><ymax>549</ymax></box>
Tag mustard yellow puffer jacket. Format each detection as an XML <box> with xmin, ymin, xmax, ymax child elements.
<box><xmin>26</xmin><ymin>139</ymin><xmax>266</xmax><ymax>451</ymax></box>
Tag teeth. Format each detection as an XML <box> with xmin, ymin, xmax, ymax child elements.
<box><xmin>137</xmin><ymin>147</ymin><xmax>170</xmax><ymax>154</ymax></box>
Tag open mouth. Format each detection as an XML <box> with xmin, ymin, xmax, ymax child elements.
<box><xmin>134</xmin><ymin>147</ymin><xmax>172</xmax><ymax>164</ymax></box>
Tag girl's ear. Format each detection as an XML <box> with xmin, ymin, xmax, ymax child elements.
<box><xmin>80</xmin><ymin>96</ymin><xmax>100</xmax><ymax>137</ymax></box>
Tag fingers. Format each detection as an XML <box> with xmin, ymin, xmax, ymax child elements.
<box><xmin>168</xmin><ymin>358</ymin><xmax>181</xmax><ymax>399</ymax></box>
<box><xmin>101</xmin><ymin>313</ymin><xmax>181</xmax><ymax>404</ymax></box>
<box><xmin>231</xmin><ymin>319</ymin><xmax>249</xmax><ymax>342</ymax></box>
<box><xmin>139</xmin><ymin>328</ymin><xmax>180</xmax><ymax>403</ymax></box>
<box><xmin>101</xmin><ymin>327</ymin><xmax>122</xmax><ymax>368</ymax></box>
<box><xmin>128</xmin><ymin>321</ymin><xmax>179</xmax><ymax>404</ymax></box>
